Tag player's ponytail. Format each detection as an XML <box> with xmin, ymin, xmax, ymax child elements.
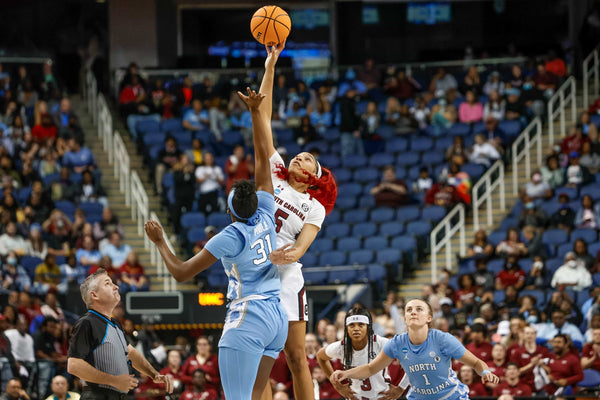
<box><xmin>273</xmin><ymin>163</ymin><xmax>338</xmax><ymax>215</ymax></box>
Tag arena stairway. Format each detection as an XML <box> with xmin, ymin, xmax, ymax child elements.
<box><xmin>72</xmin><ymin>97</ymin><xmax>197</xmax><ymax>291</ymax></box>
<box><xmin>397</xmin><ymin>90</ymin><xmax>586</xmax><ymax>299</ymax></box>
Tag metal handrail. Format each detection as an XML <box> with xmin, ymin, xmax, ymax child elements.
<box><xmin>150</xmin><ymin>211</ymin><xmax>177</xmax><ymax>292</ymax></box>
<box><xmin>512</xmin><ymin>118</ymin><xmax>543</xmax><ymax>195</ymax></box>
<box><xmin>547</xmin><ymin>76</ymin><xmax>577</xmax><ymax>145</ymax></box>
<box><xmin>583</xmin><ymin>44</ymin><xmax>600</xmax><ymax>110</ymax></box>
<box><xmin>471</xmin><ymin>159</ymin><xmax>505</xmax><ymax>231</ymax></box>
<box><xmin>113</xmin><ymin>131</ymin><xmax>131</xmax><ymax>206</ymax></box>
<box><xmin>429</xmin><ymin>203</ymin><xmax>465</xmax><ymax>284</ymax></box>
<box><xmin>131</xmin><ymin>171</ymin><xmax>149</xmax><ymax>238</ymax></box>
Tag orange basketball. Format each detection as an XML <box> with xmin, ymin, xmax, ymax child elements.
<box><xmin>250</xmin><ymin>5</ymin><xmax>291</xmax><ymax>46</ymax></box>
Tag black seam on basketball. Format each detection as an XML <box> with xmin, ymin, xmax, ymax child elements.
<box><xmin>273</xmin><ymin>19</ymin><xmax>290</xmax><ymax>32</ymax></box>
<box><xmin>252</xmin><ymin>17</ymin><xmax>267</xmax><ymax>34</ymax></box>
<box><xmin>263</xmin><ymin>6</ymin><xmax>278</xmax><ymax>45</ymax></box>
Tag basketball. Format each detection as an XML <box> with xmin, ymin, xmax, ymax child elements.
<box><xmin>250</xmin><ymin>5</ymin><xmax>291</xmax><ymax>46</ymax></box>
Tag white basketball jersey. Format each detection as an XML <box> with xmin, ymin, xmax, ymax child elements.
<box><xmin>325</xmin><ymin>335</ymin><xmax>392</xmax><ymax>399</ymax></box>
<box><xmin>269</xmin><ymin>151</ymin><xmax>326</xmax><ymax>265</ymax></box>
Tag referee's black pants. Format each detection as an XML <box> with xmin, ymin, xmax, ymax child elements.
<box><xmin>82</xmin><ymin>387</ymin><xmax>127</xmax><ymax>400</ymax></box>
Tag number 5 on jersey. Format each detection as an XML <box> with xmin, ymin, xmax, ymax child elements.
<box><xmin>251</xmin><ymin>234</ymin><xmax>273</xmax><ymax>265</ymax></box>
<box><xmin>274</xmin><ymin>209</ymin><xmax>289</xmax><ymax>233</ymax></box>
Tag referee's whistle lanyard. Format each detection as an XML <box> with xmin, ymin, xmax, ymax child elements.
<box><xmin>88</xmin><ymin>309</ymin><xmax>132</xmax><ymax>370</ymax></box>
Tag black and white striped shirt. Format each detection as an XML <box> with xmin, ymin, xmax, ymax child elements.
<box><xmin>68</xmin><ymin>310</ymin><xmax>131</xmax><ymax>393</ymax></box>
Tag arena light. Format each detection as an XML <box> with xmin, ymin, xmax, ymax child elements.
<box><xmin>198</xmin><ymin>292</ymin><xmax>225</xmax><ymax>306</ymax></box>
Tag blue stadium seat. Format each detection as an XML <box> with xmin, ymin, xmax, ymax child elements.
<box><xmin>18</xmin><ymin>187</ymin><xmax>31</xmax><ymax>205</ymax></box>
<box><xmin>519</xmin><ymin>258</ymin><xmax>533</xmax><ymax>274</ymax></box>
<box><xmin>274</xmin><ymin>128</ymin><xmax>294</xmax><ymax>143</ymax></box>
<box><xmin>520</xmin><ymin>289</ymin><xmax>546</xmax><ymax>308</ymax></box>
<box><xmin>493</xmin><ymin>290</ymin><xmax>506</xmax><ymax>304</ymax></box>
<box><xmin>336</xmin><ymin>196</ymin><xmax>356</xmax><ymax>210</ymax></box>
<box><xmin>337</xmin><ymin>237</ymin><xmax>362</xmax><ymax>252</ymax></box>
<box><xmin>396</xmin><ymin>206</ymin><xmax>421</xmax><ymax>223</ymax></box>
<box><xmin>499</xmin><ymin>217</ymin><xmax>519</xmax><ymax>231</ymax></box>
<box><xmin>160</xmin><ymin>118</ymin><xmax>182</xmax><ymax>133</ymax></box>
<box><xmin>342</xmin><ymin>209</ymin><xmax>369</xmax><ymax>224</ymax></box>
<box><xmin>407</xmin><ymin>166</ymin><xmax>422</xmax><ymax>180</ymax></box>
<box><xmin>448</xmin><ymin>123</ymin><xmax>471</xmax><ymax>137</ymax></box>
<box><xmin>406</xmin><ymin>221</ymin><xmax>431</xmax><ymax>237</ymax></box>
<box><xmin>172</xmin><ymin>130</ymin><xmax>193</xmax><ymax>147</ymax></box>
<box><xmin>143</xmin><ymin>131</ymin><xmax>166</xmax><ymax>148</ymax></box>
<box><xmin>21</xmin><ymin>256</ymin><xmax>42</xmax><ymax>277</ymax></box>
<box><xmin>303</xmin><ymin>270</ymin><xmax>328</xmax><ymax>285</ymax></box>
<box><xmin>222</xmin><ymin>130</ymin><xmax>244</xmax><ymax>146</ymax></box>
<box><xmin>571</xmin><ymin>228</ymin><xmax>597</xmax><ymax>244</ymax></box>
<box><xmin>577</xmin><ymin>289</ymin><xmax>591</xmax><ymax>308</ymax></box>
<box><xmin>42</xmin><ymin>173</ymin><xmax>60</xmax><ymax>187</ymax></box>
<box><xmin>391</xmin><ymin>235</ymin><xmax>416</xmax><ymax>251</ymax></box>
<box><xmin>348</xmin><ymin>250</ymin><xmax>374</xmax><ymax>265</ymax></box>
<box><xmin>379</xmin><ymin>222</ymin><xmax>405</xmax><ymax>237</ymax></box>
<box><xmin>589</xmin><ymin>242</ymin><xmax>600</xmax><ymax>256</ymax></box>
<box><xmin>368</xmin><ymin>153</ymin><xmax>395</xmax><ymax>168</ymax></box>
<box><xmin>498</xmin><ymin>120</ymin><xmax>521</xmax><ymax>139</ymax></box>
<box><xmin>187</xmin><ymin>228</ymin><xmax>206</xmax><ymax>244</ymax></box>
<box><xmin>395</xmin><ymin>152</ymin><xmax>420</xmax><ymax>167</ymax></box>
<box><xmin>135</xmin><ymin>119</ymin><xmax>160</xmax><ymax>134</ymax></box>
<box><xmin>208</xmin><ymin>269</ymin><xmax>229</xmax><ymax>288</ymax></box>
<box><xmin>324</xmin><ymin>223</ymin><xmax>350</xmax><ymax>239</ymax></box>
<box><xmin>338</xmin><ymin>182</ymin><xmax>363</xmax><ymax>197</ymax></box>
<box><xmin>421</xmin><ymin>151</ymin><xmax>444</xmax><ymax>166</ymax></box>
<box><xmin>79</xmin><ymin>202</ymin><xmax>104</xmax><ymax>216</ymax></box>
<box><xmin>487</xmin><ymin>230</ymin><xmax>506</xmax><ymax>246</ymax></box>
<box><xmin>300</xmin><ymin>252</ymin><xmax>317</xmax><ymax>268</ymax></box>
<box><xmin>487</xmin><ymin>259</ymin><xmax>505</xmax><ymax>275</ymax></box>
<box><xmin>312</xmin><ymin>238</ymin><xmax>334</xmax><ymax>253</ymax></box>
<box><xmin>358</xmin><ymin>196</ymin><xmax>376</xmax><ymax>208</ymax></box>
<box><xmin>181</xmin><ymin>212</ymin><xmax>206</xmax><ymax>230</ymax></box>
<box><xmin>554</xmin><ymin>187</ymin><xmax>578</xmax><ymax>201</ymax></box>
<box><xmin>149</xmin><ymin>145</ymin><xmax>162</xmax><ymax>161</ymax></box>
<box><xmin>377</xmin><ymin>249</ymin><xmax>402</xmax><ymax>264</ymax></box>
<box><xmin>461</xmin><ymin>163</ymin><xmax>484</xmax><ymax>181</ymax></box>
<box><xmin>542</xmin><ymin>229</ymin><xmax>569</xmax><ymax>246</ymax></box>
<box><xmin>375</xmin><ymin>125</ymin><xmax>396</xmax><ymax>140</ymax></box>
<box><xmin>319</xmin><ymin>251</ymin><xmax>347</xmax><ymax>266</ymax></box>
<box><xmin>580</xmin><ymin>184</ymin><xmax>600</xmax><ymax>201</ymax></box>
<box><xmin>556</xmin><ymin>243</ymin><xmax>572</xmax><ymax>259</ymax></box>
<box><xmin>540</xmin><ymin>200</ymin><xmax>560</xmax><ymax>215</ymax></box>
<box><xmin>334</xmin><ymin>168</ymin><xmax>352</xmax><ymax>183</ymax></box>
<box><xmin>433</xmin><ymin>137</ymin><xmax>454</xmax><ymax>152</ymax></box>
<box><xmin>472</xmin><ymin>121</ymin><xmax>486</xmax><ymax>134</ymax></box>
<box><xmin>370</xmin><ymin>208</ymin><xmax>395</xmax><ymax>223</ymax></box>
<box><xmin>322</xmin><ymin>128</ymin><xmax>340</xmax><ymax>142</ymax></box>
<box><xmin>353</xmin><ymin>167</ymin><xmax>379</xmax><ymax>184</ymax></box>
<box><xmin>55</xmin><ymin>200</ymin><xmax>76</xmax><ymax>216</ymax></box>
<box><xmin>579</xmin><ymin>369</ymin><xmax>600</xmax><ymax>389</ymax></box>
<box><xmin>356</xmin><ymin>100</ymin><xmax>369</xmax><ymax>114</ymax></box>
<box><xmin>421</xmin><ymin>206</ymin><xmax>446</xmax><ymax>223</ymax></box>
<box><xmin>364</xmin><ymin>236</ymin><xmax>389</xmax><ymax>251</ymax></box>
<box><xmin>367</xmin><ymin>264</ymin><xmax>387</xmax><ymax>284</ymax></box>
<box><xmin>325</xmin><ymin>210</ymin><xmax>341</xmax><ymax>224</ymax></box>
<box><xmin>594</xmin><ymin>273</ymin><xmax>600</xmax><ymax>287</ymax></box>
<box><xmin>410</xmin><ymin>137</ymin><xmax>434</xmax><ymax>152</ymax></box>
<box><xmin>351</xmin><ymin>222</ymin><xmax>378</xmax><ymax>238</ymax></box>
<box><xmin>342</xmin><ymin>154</ymin><xmax>368</xmax><ymax>169</ymax></box>
<box><xmin>385</xmin><ymin>137</ymin><xmax>408</xmax><ymax>154</ymax></box>
<box><xmin>207</xmin><ymin>212</ymin><xmax>231</xmax><ymax>228</ymax></box>
<box><xmin>320</xmin><ymin>154</ymin><xmax>340</xmax><ymax>169</ymax></box>
<box><xmin>328</xmin><ymin>269</ymin><xmax>356</xmax><ymax>284</ymax></box>
<box><xmin>545</xmin><ymin>258</ymin><xmax>564</xmax><ymax>274</ymax></box>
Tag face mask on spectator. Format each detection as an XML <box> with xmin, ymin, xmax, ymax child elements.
<box><xmin>7</xmin><ymin>257</ymin><xmax>16</xmax><ymax>265</ymax></box>
<box><xmin>567</xmin><ymin>260</ymin><xmax>578</xmax><ymax>268</ymax></box>
<box><xmin>526</xmin><ymin>315</ymin><xmax>538</xmax><ymax>324</ymax></box>
<box><xmin>533</xmin><ymin>261</ymin><xmax>543</xmax><ymax>270</ymax></box>
<box><xmin>532</xmin><ymin>173</ymin><xmax>542</xmax><ymax>183</ymax></box>
<box><xmin>523</xmin><ymin>83</ymin><xmax>533</xmax><ymax>90</ymax></box>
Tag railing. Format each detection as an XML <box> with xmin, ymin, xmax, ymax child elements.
<box><xmin>512</xmin><ymin>118</ymin><xmax>543</xmax><ymax>194</ymax></box>
<box><xmin>84</xmin><ymin>70</ymin><xmax>177</xmax><ymax>291</ymax></box>
<box><xmin>429</xmin><ymin>204</ymin><xmax>465</xmax><ymax>284</ymax></box>
<box><xmin>547</xmin><ymin>76</ymin><xmax>577</xmax><ymax>145</ymax></box>
<box><xmin>471</xmin><ymin>160</ymin><xmax>505</xmax><ymax>232</ymax></box>
<box><xmin>583</xmin><ymin>44</ymin><xmax>600</xmax><ymax>110</ymax></box>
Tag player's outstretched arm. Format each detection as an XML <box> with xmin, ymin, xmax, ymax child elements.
<box><xmin>237</xmin><ymin>88</ymin><xmax>273</xmax><ymax>194</ymax></box>
<box><xmin>459</xmin><ymin>350</ymin><xmax>500</xmax><ymax>384</ymax></box>
<box><xmin>330</xmin><ymin>351</ymin><xmax>393</xmax><ymax>383</ymax></box>
<box><xmin>145</xmin><ymin>221</ymin><xmax>218</xmax><ymax>282</ymax></box>
<box><xmin>317</xmin><ymin>348</ymin><xmax>359</xmax><ymax>400</ymax></box>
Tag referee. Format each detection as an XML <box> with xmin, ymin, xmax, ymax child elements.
<box><xmin>67</xmin><ymin>269</ymin><xmax>173</xmax><ymax>399</ymax></box>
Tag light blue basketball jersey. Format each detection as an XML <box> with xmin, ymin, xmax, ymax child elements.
<box><xmin>383</xmin><ymin>329</ymin><xmax>469</xmax><ymax>400</ymax></box>
<box><xmin>204</xmin><ymin>191</ymin><xmax>280</xmax><ymax>301</ymax></box>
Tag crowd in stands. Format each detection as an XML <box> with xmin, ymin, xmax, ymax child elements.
<box><xmin>0</xmin><ymin>62</ymin><xmax>152</xmax><ymax>398</ymax></box>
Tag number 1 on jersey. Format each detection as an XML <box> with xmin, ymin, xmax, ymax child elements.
<box><xmin>422</xmin><ymin>374</ymin><xmax>431</xmax><ymax>386</ymax></box>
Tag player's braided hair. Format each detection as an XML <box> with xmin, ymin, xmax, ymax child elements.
<box><xmin>342</xmin><ymin>306</ymin><xmax>374</xmax><ymax>370</ymax></box>
<box><xmin>230</xmin><ymin>180</ymin><xmax>258</xmax><ymax>220</ymax></box>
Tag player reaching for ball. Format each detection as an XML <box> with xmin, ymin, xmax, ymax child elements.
<box><xmin>331</xmin><ymin>299</ymin><xmax>500</xmax><ymax>400</ymax></box>
<box><xmin>317</xmin><ymin>306</ymin><xmax>407</xmax><ymax>400</ymax></box>
<box><xmin>249</xmin><ymin>41</ymin><xmax>337</xmax><ymax>400</ymax></box>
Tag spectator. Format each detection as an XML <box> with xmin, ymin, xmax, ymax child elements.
<box><xmin>360</xmin><ymin>101</ymin><xmax>381</xmax><ymax>139</ymax></box>
<box><xmin>408</xmin><ymin>96</ymin><xmax>430</xmax><ymax>131</ymax></box>
<box><xmin>339</xmin><ymin>88</ymin><xmax>363</xmax><ymax>158</ymax></box>
<box><xmin>522</xmin><ymin>225</ymin><xmax>547</xmax><ymax>258</ymax></box>
<box><xmin>44</xmin><ymin>375</ymin><xmax>80</xmax><ymax>400</ymax></box>
<box><xmin>445</xmin><ymin>136</ymin><xmax>468</xmax><ymax>165</ymax></box>
<box><xmin>181</xmin><ymin>337</ymin><xmax>220</xmax><ymax>395</ymax></box>
<box><xmin>369</xmin><ymin>165</ymin><xmax>409</xmax><ymax>208</ymax></box>
<box><xmin>545</xmin><ymin>50</ymin><xmax>566</xmax><ymax>77</ymax></box>
<box><xmin>4</xmin><ymin>318</ymin><xmax>36</xmax><ymax>394</ymax></box>
<box><xmin>194</xmin><ymin>152</ymin><xmax>224</xmax><ymax>215</ymax></box>
<box><xmin>579</xmin><ymin>141</ymin><xmax>600</xmax><ymax>174</ymax></box>
<box><xmin>75</xmin><ymin>235</ymin><xmax>101</xmax><ymax>268</ymax></box>
<box><xmin>93</xmin><ymin>207</ymin><xmax>124</xmax><ymax>243</ymax></box>
<box><xmin>183</xmin><ymin>99</ymin><xmax>209</xmax><ymax>132</ymax></box>
<box><xmin>430</xmin><ymin>100</ymin><xmax>458</xmax><ymax>136</ymax></box>
<box><xmin>24</xmin><ymin>223</ymin><xmax>48</xmax><ymax>258</ymax></box>
<box><xmin>119</xmin><ymin>251</ymin><xmax>148</xmax><ymax>293</ymax></box>
<box><xmin>565</xmin><ymin>151</ymin><xmax>592</xmax><ymax>188</ymax></box>
<box><xmin>52</xmin><ymin>99</ymin><xmax>79</xmax><ymax>135</ymax></box>
<box><xmin>225</xmin><ymin>145</ymin><xmax>253</xmax><ymax>194</ymax></box>
<box><xmin>561</xmin><ymin>126</ymin><xmax>590</xmax><ymax>155</ymax></box>
<box><xmin>581</xmin><ymin>328</ymin><xmax>600</xmax><ymax>372</ymax></box>
<box><xmin>74</xmin><ymin>170</ymin><xmax>107</xmax><ymax>208</ymax></box>
<box><xmin>118</xmin><ymin>75</ymin><xmax>147</xmax><ymax>119</ymax></box>
<box><xmin>0</xmin><ymin>156</ymin><xmax>22</xmax><ymax>189</ymax></box>
<box><xmin>541</xmin><ymin>155</ymin><xmax>564</xmax><ymax>189</ymax></box>
<box><xmin>192</xmin><ymin>226</ymin><xmax>217</xmax><ymax>254</ymax></box>
<box><xmin>40</xmin><ymin>292</ymin><xmax>65</xmax><ymax>322</ymax></box>
<box><xmin>35</xmin><ymin>317</ymin><xmax>64</xmax><ymax>397</ymax></box>
<box><xmin>0</xmin><ymin>378</ymin><xmax>30</xmax><ymax>400</ymax></box>
<box><xmin>42</xmin><ymin>210</ymin><xmax>72</xmax><ymax>257</ymax></box>
<box><xmin>533</xmin><ymin>62</ymin><xmax>558</xmax><ymax>96</ymax></box>
<box><xmin>493</xmin><ymin>362</ymin><xmax>531</xmax><ymax>397</ymax></box>
<box><xmin>458</xmin><ymin>365</ymin><xmax>487</xmax><ymax>397</ymax></box>
<box><xmin>520</xmin><ymin>170</ymin><xmax>552</xmax><ymax>202</ymax></box>
<box><xmin>536</xmin><ymin>309</ymin><xmax>585</xmax><ymax>347</ymax></box>
<box><xmin>472</xmin><ymin>258</ymin><xmax>495</xmax><ymax>292</ymax></box>
<box><xmin>483</xmin><ymin>71</ymin><xmax>506</xmax><ymax>96</ymax></box>
<box><xmin>518</xmin><ymin>196</ymin><xmax>548</xmax><ymax>229</ymax></box>
<box><xmin>304</xmin><ymin>333</ymin><xmax>320</xmax><ymax>372</ymax></box>
<box><xmin>459</xmin><ymin>90</ymin><xmax>483</xmax><ymax>124</ymax></box>
<box><xmin>574</xmin><ymin>238</ymin><xmax>595</xmax><ymax>271</ymax></box>
<box><xmin>454</xmin><ymin>274</ymin><xmax>476</xmax><ymax>312</ymax></box>
<box><xmin>551</xmin><ymin>251</ymin><xmax>592</xmax><ymax>292</ymax></box>
<box><xmin>579</xmin><ymin>111</ymin><xmax>599</xmax><ymax>138</ymax></box>
<box><xmin>576</xmin><ymin>195</ymin><xmax>600</xmax><ymax>230</ymax></box>
<box><xmin>460</xmin><ymin>66</ymin><xmax>482</xmax><ymax>95</ymax></box>
<box><xmin>357</xmin><ymin>59</ymin><xmax>381</xmax><ymax>90</ymax></box>
<box><xmin>487</xmin><ymin>343</ymin><xmax>507</xmax><ymax>382</ymax></box>
<box><xmin>550</xmin><ymin>193</ymin><xmax>576</xmax><ymax>231</ymax></box>
<box><xmin>185</xmin><ymin>138</ymin><xmax>204</xmax><ymax>167</ymax></box>
<box><xmin>58</xmin><ymin>253</ymin><xmax>86</xmax><ymax>293</ymax></box>
<box><xmin>504</xmin><ymin>88</ymin><xmax>526</xmax><ymax>121</ymax></box>
<box><xmin>100</xmin><ymin>232</ymin><xmax>132</xmax><ymax>268</ymax></box>
<box><xmin>425</xmin><ymin>176</ymin><xmax>461</xmax><ymax>208</ymax></box>
<box><xmin>413</xmin><ymin>167</ymin><xmax>433</xmax><ymax>193</ymax></box>
<box><xmin>496</xmin><ymin>228</ymin><xmax>527</xmax><ymax>258</ymax></box>
<box><xmin>508</xmin><ymin>326</ymin><xmax>551</xmax><ymax>388</ymax></box>
<box><xmin>429</xmin><ymin>67</ymin><xmax>458</xmax><ymax>101</ymax></box>
<box><xmin>385</xmin><ymin>70</ymin><xmax>420</xmax><ymax>101</ymax></box>
<box><xmin>171</xmin><ymin>154</ymin><xmax>197</xmax><ymax>233</ymax></box>
<box><xmin>159</xmin><ymin>350</ymin><xmax>186</xmax><ymax>392</ymax></box>
<box><xmin>0</xmin><ymin>222</ymin><xmax>26</xmax><ymax>256</ymax></box>
<box><xmin>466</xmin><ymin>229</ymin><xmax>494</xmax><ymax>259</ymax></box>
<box><xmin>155</xmin><ymin>137</ymin><xmax>182</xmax><ymax>196</ymax></box>
<box><xmin>540</xmin><ymin>334</ymin><xmax>583</xmax><ymax>395</ymax></box>
<box><xmin>180</xmin><ymin>369</ymin><xmax>218</xmax><ymax>400</ymax></box>
<box><xmin>469</xmin><ymin>133</ymin><xmax>501</xmax><ymax>167</ymax></box>
<box><xmin>483</xmin><ymin>89</ymin><xmax>506</xmax><ymax>122</ymax></box>
<box><xmin>1</xmin><ymin>251</ymin><xmax>31</xmax><ymax>293</ymax></box>
<box><xmin>62</xmin><ymin>138</ymin><xmax>95</xmax><ymax>174</ymax></box>
<box><xmin>309</xmin><ymin>99</ymin><xmax>332</xmax><ymax>134</ymax></box>
<box><xmin>466</xmin><ymin>323</ymin><xmax>493</xmax><ymax>362</ymax></box>
<box><xmin>311</xmin><ymin>365</ymin><xmax>340</xmax><ymax>399</ymax></box>
<box><xmin>33</xmin><ymin>254</ymin><xmax>61</xmax><ymax>295</ymax></box>
<box><xmin>495</xmin><ymin>256</ymin><xmax>526</xmax><ymax>291</ymax></box>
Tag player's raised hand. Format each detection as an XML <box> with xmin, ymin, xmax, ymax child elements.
<box><xmin>237</xmin><ymin>87</ymin><xmax>266</xmax><ymax>110</ymax></box>
<box><xmin>333</xmin><ymin>381</ymin><xmax>358</xmax><ymax>400</ymax></box>
<box><xmin>265</xmin><ymin>39</ymin><xmax>286</xmax><ymax>70</ymax></box>
<box><xmin>378</xmin><ymin>384</ymin><xmax>405</xmax><ymax>400</ymax></box>
<box><xmin>482</xmin><ymin>371</ymin><xmax>499</xmax><ymax>385</ymax></box>
<box><xmin>144</xmin><ymin>221</ymin><xmax>164</xmax><ymax>244</ymax></box>
<box><xmin>268</xmin><ymin>243</ymin><xmax>293</xmax><ymax>265</ymax></box>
